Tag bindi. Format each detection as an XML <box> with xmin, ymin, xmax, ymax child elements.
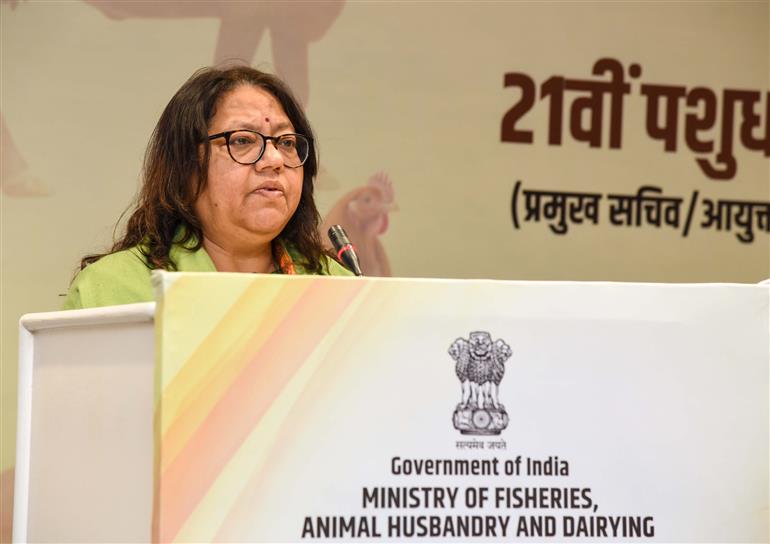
<box><xmin>264</xmin><ymin>117</ymin><xmax>270</xmax><ymax>123</ymax></box>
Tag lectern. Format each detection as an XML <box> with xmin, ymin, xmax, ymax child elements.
<box><xmin>14</xmin><ymin>275</ymin><xmax>770</xmax><ymax>542</ymax></box>
<box><xmin>14</xmin><ymin>302</ymin><xmax>155</xmax><ymax>542</ymax></box>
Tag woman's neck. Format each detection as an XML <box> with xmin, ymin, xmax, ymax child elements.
<box><xmin>201</xmin><ymin>235</ymin><xmax>275</xmax><ymax>273</ymax></box>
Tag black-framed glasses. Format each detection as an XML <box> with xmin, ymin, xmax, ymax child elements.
<box><xmin>207</xmin><ymin>130</ymin><xmax>311</xmax><ymax>168</ymax></box>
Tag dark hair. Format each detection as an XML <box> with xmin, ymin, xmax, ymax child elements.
<box><xmin>80</xmin><ymin>64</ymin><xmax>325</xmax><ymax>272</ymax></box>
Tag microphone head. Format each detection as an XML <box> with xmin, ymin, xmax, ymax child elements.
<box><xmin>327</xmin><ymin>224</ymin><xmax>350</xmax><ymax>248</ymax></box>
<box><xmin>327</xmin><ymin>225</ymin><xmax>363</xmax><ymax>276</ymax></box>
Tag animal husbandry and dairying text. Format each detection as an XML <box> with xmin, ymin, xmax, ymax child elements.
<box><xmin>300</xmin><ymin>455</ymin><xmax>655</xmax><ymax>540</ymax></box>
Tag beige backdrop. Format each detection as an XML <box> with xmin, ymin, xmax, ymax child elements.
<box><xmin>1</xmin><ymin>0</ymin><xmax>768</xmax><ymax>505</ymax></box>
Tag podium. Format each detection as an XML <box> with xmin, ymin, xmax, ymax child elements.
<box><xmin>14</xmin><ymin>274</ymin><xmax>770</xmax><ymax>542</ymax></box>
<box><xmin>14</xmin><ymin>303</ymin><xmax>155</xmax><ymax>543</ymax></box>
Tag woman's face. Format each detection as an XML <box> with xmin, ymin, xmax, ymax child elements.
<box><xmin>194</xmin><ymin>84</ymin><xmax>304</xmax><ymax>252</ymax></box>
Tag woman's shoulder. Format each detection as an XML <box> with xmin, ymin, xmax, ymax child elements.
<box><xmin>282</xmin><ymin>242</ymin><xmax>353</xmax><ymax>277</ymax></box>
<box><xmin>63</xmin><ymin>247</ymin><xmax>155</xmax><ymax>310</ymax></box>
<box><xmin>318</xmin><ymin>254</ymin><xmax>355</xmax><ymax>276</ymax></box>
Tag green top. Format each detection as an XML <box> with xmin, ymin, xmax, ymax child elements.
<box><xmin>63</xmin><ymin>241</ymin><xmax>353</xmax><ymax>310</ymax></box>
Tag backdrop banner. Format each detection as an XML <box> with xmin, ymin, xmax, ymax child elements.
<box><xmin>2</xmin><ymin>0</ymin><xmax>769</xmax><ymax>482</ymax></box>
<box><xmin>152</xmin><ymin>272</ymin><xmax>768</xmax><ymax>543</ymax></box>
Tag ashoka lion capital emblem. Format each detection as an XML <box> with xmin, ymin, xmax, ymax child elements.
<box><xmin>449</xmin><ymin>332</ymin><xmax>512</xmax><ymax>435</ymax></box>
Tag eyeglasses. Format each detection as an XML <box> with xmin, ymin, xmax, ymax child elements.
<box><xmin>207</xmin><ymin>130</ymin><xmax>311</xmax><ymax>168</ymax></box>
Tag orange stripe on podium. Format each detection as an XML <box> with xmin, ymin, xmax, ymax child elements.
<box><xmin>159</xmin><ymin>280</ymin><xmax>309</xmax><ymax>471</ymax></box>
<box><xmin>155</xmin><ymin>279</ymin><xmax>364</xmax><ymax>542</ymax></box>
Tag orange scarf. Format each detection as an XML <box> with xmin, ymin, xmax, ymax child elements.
<box><xmin>274</xmin><ymin>243</ymin><xmax>297</xmax><ymax>275</ymax></box>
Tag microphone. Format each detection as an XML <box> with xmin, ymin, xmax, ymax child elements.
<box><xmin>327</xmin><ymin>225</ymin><xmax>363</xmax><ymax>276</ymax></box>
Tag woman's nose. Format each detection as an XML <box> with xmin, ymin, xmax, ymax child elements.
<box><xmin>256</xmin><ymin>140</ymin><xmax>283</xmax><ymax>170</ymax></box>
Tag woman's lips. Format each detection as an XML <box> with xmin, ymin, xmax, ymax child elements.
<box><xmin>251</xmin><ymin>185</ymin><xmax>283</xmax><ymax>197</ymax></box>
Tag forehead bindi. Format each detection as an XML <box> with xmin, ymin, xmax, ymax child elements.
<box><xmin>212</xmin><ymin>85</ymin><xmax>293</xmax><ymax>133</ymax></box>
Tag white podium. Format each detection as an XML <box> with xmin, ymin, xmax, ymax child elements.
<box><xmin>13</xmin><ymin>277</ymin><xmax>770</xmax><ymax>543</ymax></box>
<box><xmin>14</xmin><ymin>303</ymin><xmax>155</xmax><ymax>543</ymax></box>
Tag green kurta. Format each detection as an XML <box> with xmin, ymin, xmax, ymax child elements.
<box><xmin>63</xmin><ymin>242</ymin><xmax>352</xmax><ymax>310</ymax></box>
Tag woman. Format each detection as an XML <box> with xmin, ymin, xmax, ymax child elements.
<box><xmin>64</xmin><ymin>65</ymin><xmax>351</xmax><ymax>310</ymax></box>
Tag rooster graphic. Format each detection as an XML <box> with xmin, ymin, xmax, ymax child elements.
<box><xmin>321</xmin><ymin>172</ymin><xmax>396</xmax><ymax>276</ymax></box>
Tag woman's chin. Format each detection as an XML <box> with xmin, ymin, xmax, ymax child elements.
<box><xmin>241</xmin><ymin>214</ymin><xmax>292</xmax><ymax>240</ymax></box>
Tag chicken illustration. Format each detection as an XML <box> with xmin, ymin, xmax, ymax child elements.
<box><xmin>321</xmin><ymin>172</ymin><xmax>396</xmax><ymax>277</ymax></box>
<box><xmin>449</xmin><ymin>332</ymin><xmax>512</xmax><ymax>410</ymax></box>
